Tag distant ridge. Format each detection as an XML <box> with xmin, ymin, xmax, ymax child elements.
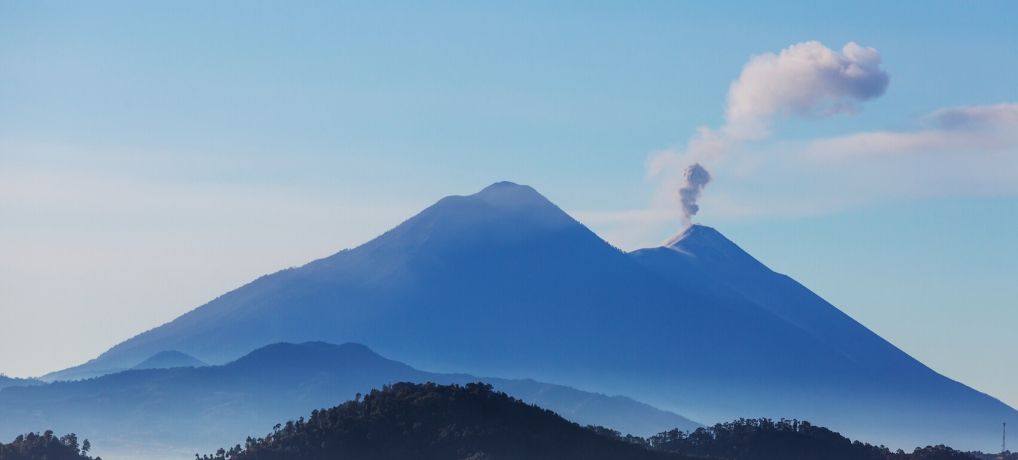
<box><xmin>0</xmin><ymin>375</ymin><xmax>42</xmax><ymax>391</ymax></box>
<box><xmin>2</xmin><ymin>342</ymin><xmax>699</xmax><ymax>459</ymax></box>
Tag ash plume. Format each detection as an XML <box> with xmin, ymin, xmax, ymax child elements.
<box><xmin>679</xmin><ymin>163</ymin><xmax>711</xmax><ymax>226</ymax></box>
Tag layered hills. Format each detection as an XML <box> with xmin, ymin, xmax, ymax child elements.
<box><xmin>2</xmin><ymin>342</ymin><xmax>697</xmax><ymax>459</ymax></box>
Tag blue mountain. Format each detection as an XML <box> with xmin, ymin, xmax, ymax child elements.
<box><xmin>131</xmin><ymin>350</ymin><xmax>207</xmax><ymax>370</ymax></box>
<box><xmin>41</xmin><ymin>181</ymin><xmax>1015</xmax><ymax>450</ymax></box>
<box><xmin>0</xmin><ymin>375</ymin><xmax>41</xmax><ymax>391</ymax></box>
<box><xmin>4</xmin><ymin>342</ymin><xmax>697</xmax><ymax>460</ymax></box>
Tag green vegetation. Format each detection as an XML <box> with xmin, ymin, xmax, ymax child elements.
<box><xmin>638</xmin><ymin>418</ymin><xmax>976</xmax><ymax>460</ymax></box>
<box><xmin>969</xmin><ymin>453</ymin><xmax>1016</xmax><ymax>460</ymax></box>
<box><xmin>0</xmin><ymin>431</ymin><xmax>97</xmax><ymax>460</ymax></box>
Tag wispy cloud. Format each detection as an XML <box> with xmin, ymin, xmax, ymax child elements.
<box><xmin>926</xmin><ymin>103</ymin><xmax>1018</xmax><ymax>130</ymax></box>
<box><xmin>806</xmin><ymin>103</ymin><xmax>1018</xmax><ymax>159</ymax></box>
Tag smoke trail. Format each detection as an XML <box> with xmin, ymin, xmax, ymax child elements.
<box><xmin>678</xmin><ymin>163</ymin><xmax>711</xmax><ymax>226</ymax></box>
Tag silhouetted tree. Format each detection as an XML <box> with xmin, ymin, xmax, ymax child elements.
<box><xmin>1</xmin><ymin>431</ymin><xmax>98</xmax><ymax>460</ymax></box>
<box><xmin>645</xmin><ymin>418</ymin><xmax>978</xmax><ymax>460</ymax></box>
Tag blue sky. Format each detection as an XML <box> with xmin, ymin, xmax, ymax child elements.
<box><xmin>2</xmin><ymin>1</ymin><xmax>1017</xmax><ymax>407</ymax></box>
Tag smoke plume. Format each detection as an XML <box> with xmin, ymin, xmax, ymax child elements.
<box><xmin>678</xmin><ymin>163</ymin><xmax>711</xmax><ymax>226</ymax></box>
<box><xmin>651</xmin><ymin>41</ymin><xmax>889</xmax><ymax>227</ymax></box>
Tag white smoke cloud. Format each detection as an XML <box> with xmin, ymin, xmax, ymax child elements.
<box><xmin>653</xmin><ymin>41</ymin><xmax>889</xmax><ymax>227</ymax></box>
<box><xmin>725</xmin><ymin>41</ymin><xmax>889</xmax><ymax>139</ymax></box>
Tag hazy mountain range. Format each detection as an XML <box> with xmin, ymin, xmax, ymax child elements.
<box><xmin>0</xmin><ymin>375</ymin><xmax>41</xmax><ymax>391</ymax></box>
<box><xmin>0</xmin><ymin>342</ymin><xmax>697</xmax><ymax>459</ymax></box>
<box><xmin>31</xmin><ymin>181</ymin><xmax>1016</xmax><ymax>451</ymax></box>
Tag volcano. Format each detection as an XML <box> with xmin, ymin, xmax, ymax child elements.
<box><xmin>42</xmin><ymin>181</ymin><xmax>1015</xmax><ymax>450</ymax></box>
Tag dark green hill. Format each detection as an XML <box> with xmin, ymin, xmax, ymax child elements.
<box><xmin>202</xmin><ymin>382</ymin><xmax>681</xmax><ymax>460</ymax></box>
<box><xmin>643</xmin><ymin>418</ymin><xmax>976</xmax><ymax>460</ymax></box>
<box><xmin>0</xmin><ymin>431</ymin><xmax>96</xmax><ymax>460</ymax></box>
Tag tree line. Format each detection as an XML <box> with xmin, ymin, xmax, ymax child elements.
<box><xmin>0</xmin><ymin>430</ymin><xmax>96</xmax><ymax>460</ymax></box>
<box><xmin>597</xmin><ymin>417</ymin><xmax>980</xmax><ymax>460</ymax></box>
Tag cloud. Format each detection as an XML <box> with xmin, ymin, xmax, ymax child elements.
<box><xmin>807</xmin><ymin>103</ymin><xmax>1018</xmax><ymax>158</ymax></box>
<box><xmin>925</xmin><ymin>103</ymin><xmax>1018</xmax><ymax>130</ymax></box>
<box><xmin>725</xmin><ymin>41</ymin><xmax>890</xmax><ymax>139</ymax></box>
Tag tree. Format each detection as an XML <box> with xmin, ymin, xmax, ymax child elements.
<box><xmin>60</xmin><ymin>433</ymin><xmax>79</xmax><ymax>453</ymax></box>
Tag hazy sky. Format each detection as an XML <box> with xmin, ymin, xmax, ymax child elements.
<box><xmin>2</xmin><ymin>1</ymin><xmax>1016</xmax><ymax>407</ymax></box>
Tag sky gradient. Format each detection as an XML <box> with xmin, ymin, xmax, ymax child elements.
<box><xmin>2</xmin><ymin>1</ymin><xmax>1016</xmax><ymax>408</ymax></box>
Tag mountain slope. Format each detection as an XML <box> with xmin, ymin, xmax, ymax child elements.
<box><xmin>41</xmin><ymin>182</ymin><xmax>1016</xmax><ymax>450</ymax></box>
<box><xmin>631</xmin><ymin>225</ymin><xmax>1015</xmax><ymax>446</ymax></box>
<box><xmin>2</xmin><ymin>342</ymin><xmax>698</xmax><ymax>460</ymax></box>
<box><xmin>640</xmin><ymin>225</ymin><xmax>925</xmax><ymax>373</ymax></box>
<box><xmin>482</xmin><ymin>378</ymin><xmax>696</xmax><ymax>439</ymax></box>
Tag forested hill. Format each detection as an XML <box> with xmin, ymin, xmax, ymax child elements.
<box><xmin>641</xmin><ymin>419</ymin><xmax>977</xmax><ymax>460</ymax></box>
<box><xmin>200</xmin><ymin>382</ymin><xmax>682</xmax><ymax>460</ymax></box>
<box><xmin>0</xmin><ymin>374</ymin><xmax>41</xmax><ymax>391</ymax></box>
<box><xmin>0</xmin><ymin>431</ymin><xmax>97</xmax><ymax>460</ymax></box>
